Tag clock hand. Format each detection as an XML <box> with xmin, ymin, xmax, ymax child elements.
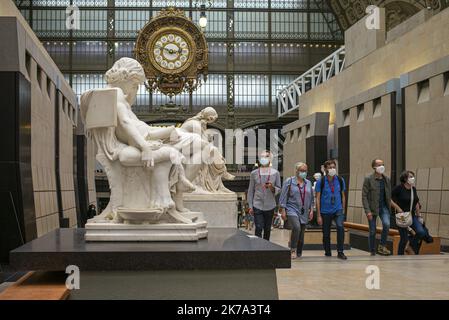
<box><xmin>163</xmin><ymin>47</ymin><xmax>180</xmax><ymax>55</ymax></box>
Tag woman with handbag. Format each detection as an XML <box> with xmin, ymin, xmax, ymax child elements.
<box><xmin>391</xmin><ymin>171</ymin><xmax>426</xmax><ymax>255</ymax></box>
<box><xmin>279</xmin><ymin>162</ymin><xmax>314</xmax><ymax>259</ymax></box>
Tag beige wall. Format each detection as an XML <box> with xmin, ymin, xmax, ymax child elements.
<box><xmin>29</xmin><ymin>58</ymin><xmax>59</xmax><ymax>237</ymax></box>
<box><xmin>282</xmin><ymin>112</ymin><xmax>329</xmax><ymax>178</ymax></box>
<box><xmin>59</xmin><ymin>93</ymin><xmax>77</xmax><ymax>227</ymax></box>
<box><xmin>87</xmin><ymin>137</ymin><xmax>97</xmax><ymax>206</ymax></box>
<box><xmin>283</xmin><ymin>8</ymin><xmax>449</xmax><ymax>245</ymax></box>
<box><xmin>297</xmin><ymin>8</ymin><xmax>449</xmax><ymax>124</ymax></box>
<box><xmin>344</xmin><ymin>92</ymin><xmax>394</xmax><ymax>227</ymax></box>
<box><xmin>404</xmin><ymin>61</ymin><xmax>449</xmax><ymax>242</ymax></box>
<box><xmin>1</xmin><ymin>1</ymin><xmax>80</xmax><ymax>236</ymax></box>
<box><xmin>283</xmin><ymin>128</ymin><xmax>307</xmax><ymax>178</ymax></box>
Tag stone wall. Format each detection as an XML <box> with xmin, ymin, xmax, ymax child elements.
<box><xmin>282</xmin><ymin>112</ymin><xmax>329</xmax><ymax>178</ymax></box>
<box><xmin>0</xmin><ymin>1</ymin><xmax>96</xmax><ymax>261</ymax></box>
<box><xmin>28</xmin><ymin>57</ymin><xmax>59</xmax><ymax>237</ymax></box>
<box><xmin>335</xmin><ymin>81</ymin><xmax>399</xmax><ymax>226</ymax></box>
<box><xmin>402</xmin><ymin>56</ymin><xmax>449</xmax><ymax>241</ymax></box>
<box><xmin>282</xmin><ymin>7</ymin><xmax>449</xmax><ymax>245</ymax></box>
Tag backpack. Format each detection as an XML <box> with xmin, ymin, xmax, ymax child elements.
<box><xmin>319</xmin><ymin>175</ymin><xmax>344</xmax><ymax>206</ymax></box>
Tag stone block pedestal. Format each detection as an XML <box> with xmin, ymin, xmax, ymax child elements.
<box><xmin>183</xmin><ymin>193</ymin><xmax>238</xmax><ymax>228</ymax></box>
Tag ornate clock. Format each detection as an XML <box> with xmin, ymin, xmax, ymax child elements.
<box><xmin>134</xmin><ymin>7</ymin><xmax>208</xmax><ymax>97</ymax></box>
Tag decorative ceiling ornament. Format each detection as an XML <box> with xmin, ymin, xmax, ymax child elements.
<box><xmin>134</xmin><ymin>7</ymin><xmax>208</xmax><ymax>98</ymax></box>
<box><xmin>327</xmin><ymin>0</ymin><xmax>447</xmax><ymax>31</ymax></box>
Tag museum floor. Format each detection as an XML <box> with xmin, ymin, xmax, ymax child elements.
<box><xmin>241</xmin><ymin>228</ymin><xmax>449</xmax><ymax>300</ymax></box>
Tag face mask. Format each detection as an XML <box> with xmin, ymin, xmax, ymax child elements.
<box><xmin>375</xmin><ymin>165</ymin><xmax>385</xmax><ymax>174</ymax></box>
<box><xmin>327</xmin><ymin>168</ymin><xmax>337</xmax><ymax>177</ymax></box>
<box><xmin>408</xmin><ymin>177</ymin><xmax>415</xmax><ymax>185</ymax></box>
<box><xmin>259</xmin><ymin>158</ymin><xmax>270</xmax><ymax>166</ymax></box>
<box><xmin>297</xmin><ymin>172</ymin><xmax>307</xmax><ymax>179</ymax></box>
<box><xmin>313</xmin><ymin>174</ymin><xmax>322</xmax><ymax>181</ymax></box>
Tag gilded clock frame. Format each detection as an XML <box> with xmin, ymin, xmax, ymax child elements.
<box><xmin>134</xmin><ymin>7</ymin><xmax>209</xmax><ymax>96</ymax></box>
<box><xmin>147</xmin><ymin>26</ymin><xmax>196</xmax><ymax>75</ymax></box>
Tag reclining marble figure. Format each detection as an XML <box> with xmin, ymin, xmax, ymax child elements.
<box><xmin>80</xmin><ymin>58</ymin><xmax>214</xmax><ymax>230</ymax></box>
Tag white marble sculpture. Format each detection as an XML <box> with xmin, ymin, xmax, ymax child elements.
<box><xmin>180</xmin><ymin>107</ymin><xmax>235</xmax><ymax>194</ymax></box>
<box><xmin>80</xmin><ymin>57</ymin><xmax>220</xmax><ymax>241</ymax></box>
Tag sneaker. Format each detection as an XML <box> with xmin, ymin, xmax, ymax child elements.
<box><xmin>324</xmin><ymin>252</ymin><xmax>332</xmax><ymax>257</ymax></box>
<box><xmin>337</xmin><ymin>252</ymin><xmax>347</xmax><ymax>260</ymax></box>
<box><xmin>377</xmin><ymin>245</ymin><xmax>391</xmax><ymax>256</ymax></box>
<box><xmin>370</xmin><ymin>252</ymin><xmax>376</xmax><ymax>256</ymax></box>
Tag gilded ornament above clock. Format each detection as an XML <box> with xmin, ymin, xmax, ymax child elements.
<box><xmin>134</xmin><ymin>7</ymin><xmax>208</xmax><ymax>97</ymax></box>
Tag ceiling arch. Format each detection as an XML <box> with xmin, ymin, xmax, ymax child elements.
<box><xmin>327</xmin><ymin>0</ymin><xmax>448</xmax><ymax>30</ymax></box>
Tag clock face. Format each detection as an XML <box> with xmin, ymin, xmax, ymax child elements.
<box><xmin>150</xmin><ymin>31</ymin><xmax>193</xmax><ymax>73</ymax></box>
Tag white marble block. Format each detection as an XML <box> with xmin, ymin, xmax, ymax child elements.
<box><xmin>183</xmin><ymin>193</ymin><xmax>238</xmax><ymax>228</ymax></box>
<box><xmin>85</xmin><ymin>212</ymin><xmax>208</xmax><ymax>241</ymax></box>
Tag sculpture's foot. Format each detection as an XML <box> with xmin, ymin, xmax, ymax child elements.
<box><xmin>112</xmin><ymin>213</ymin><xmax>123</xmax><ymax>224</ymax></box>
<box><xmin>178</xmin><ymin>175</ymin><xmax>196</xmax><ymax>193</ymax></box>
<box><xmin>151</xmin><ymin>198</ymin><xmax>176</xmax><ymax>211</ymax></box>
<box><xmin>176</xmin><ymin>206</ymin><xmax>191</xmax><ymax>213</ymax></box>
<box><xmin>167</xmin><ymin>209</ymin><xmax>193</xmax><ymax>224</ymax></box>
<box><xmin>223</xmin><ymin>172</ymin><xmax>235</xmax><ymax>180</ymax></box>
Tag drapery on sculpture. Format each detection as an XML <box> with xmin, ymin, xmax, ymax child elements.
<box><xmin>80</xmin><ymin>58</ymin><xmax>232</xmax><ymax>226</ymax></box>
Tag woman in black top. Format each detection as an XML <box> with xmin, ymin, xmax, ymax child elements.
<box><xmin>391</xmin><ymin>170</ymin><xmax>426</xmax><ymax>255</ymax></box>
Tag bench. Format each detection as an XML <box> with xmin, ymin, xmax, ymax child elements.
<box><xmin>344</xmin><ymin>222</ymin><xmax>441</xmax><ymax>255</ymax></box>
<box><xmin>0</xmin><ymin>271</ymin><xmax>69</xmax><ymax>300</ymax></box>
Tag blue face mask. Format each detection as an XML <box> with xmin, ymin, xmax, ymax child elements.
<box><xmin>297</xmin><ymin>172</ymin><xmax>307</xmax><ymax>179</ymax></box>
<box><xmin>259</xmin><ymin>158</ymin><xmax>270</xmax><ymax>166</ymax></box>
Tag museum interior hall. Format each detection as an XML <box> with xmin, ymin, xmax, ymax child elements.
<box><xmin>1</xmin><ymin>0</ymin><xmax>449</xmax><ymax>301</ymax></box>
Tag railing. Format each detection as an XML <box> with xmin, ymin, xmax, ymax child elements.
<box><xmin>277</xmin><ymin>46</ymin><xmax>346</xmax><ymax>117</ymax></box>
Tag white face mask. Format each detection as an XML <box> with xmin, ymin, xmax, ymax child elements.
<box><xmin>259</xmin><ymin>158</ymin><xmax>270</xmax><ymax>167</ymax></box>
<box><xmin>375</xmin><ymin>165</ymin><xmax>385</xmax><ymax>174</ymax></box>
<box><xmin>313</xmin><ymin>174</ymin><xmax>322</xmax><ymax>181</ymax></box>
<box><xmin>327</xmin><ymin>168</ymin><xmax>337</xmax><ymax>177</ymax></box>
<box><xmin>408</xmin><ymin>177</ymin><xmax>415</xmax><ymax>185</ymax></box>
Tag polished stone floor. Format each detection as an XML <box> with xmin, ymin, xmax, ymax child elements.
<box><xmin>242</xmin><ymin>227</ymin><xmax>449</xmax><ymax>300</ymax></box>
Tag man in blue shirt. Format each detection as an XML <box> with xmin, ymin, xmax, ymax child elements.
<box><xmin>316</xmin><ymin>159</ymin><xmax>347</xmax><ymax>260</ymax></box>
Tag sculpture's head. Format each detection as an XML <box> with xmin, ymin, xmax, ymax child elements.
<box><xmin>105</xmin><ymin>58</ymin><xmax>146</xmax><ymax>105</ymax></box>
<box><xmin>199</xmin><ymin>107</ymin><xmax>218</xmax><ymax>124</ymax></box>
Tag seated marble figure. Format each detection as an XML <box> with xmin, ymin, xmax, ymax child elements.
<box><xmin>180</xmin><ymin>107</ymin><xmax>235</xmax><ymax>194</ymax></box>
<box><xmin>80</xmin><ymin>57</ymin><xmax>218</xmax><ymax>225</ymax></box>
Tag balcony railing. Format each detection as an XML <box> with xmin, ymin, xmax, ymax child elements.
<box><xmin>277</xmin><ymin>46</ymin><xmax>345</xmax><ymax>117</ymax></box>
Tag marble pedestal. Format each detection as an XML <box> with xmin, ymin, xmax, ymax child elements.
<box><xmin>85</xmin><ymin>212</ymin><xmax>207</xmax><ymax>241</ymax></box>
<box><xmin>9</xmin><ymin>228</ymin><xmax>290</xmax><ymax>299</ymax></box>
<box><xmin>183</xmin><ymin>193</ymin><xmax>237</xmax><ymax>228</ymax></box>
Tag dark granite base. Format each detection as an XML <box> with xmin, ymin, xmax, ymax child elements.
<box><xmin>10</xmin><ymin>228</ymin><xmax>291</xmax><ymax>271</ymax></box>
<box><xmin>69</xmin><ymin>269</ymin><xmax>279</xmax><ymax>300</ymax></box>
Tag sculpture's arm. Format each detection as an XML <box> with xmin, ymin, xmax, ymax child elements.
<box><xmin>116</xmin><ymin>101</ymin><xmax>154</xmax><ymax>167</ymax></box>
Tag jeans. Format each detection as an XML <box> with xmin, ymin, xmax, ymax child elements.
<box><xmin>254</xmin><ymin>208</ymin><xmax>275</xmax><ymax>240</ymax></box>
<box><xmin>409</xmin><ymin>216</ymin><xmax>427</xmax><ymax>254</ymax></box>
<box><xmin>322</xmin><ymin>210</ymin><xmax>345</xmax><ymax>254</ymax></box>
<box><xmin>398</xmin><ymin>227</ymin><xmax>410</xmax><ymax>255</ymax></box>
<box><xmin>288</xmin><ymin>215</ymin><xmax>306</xmax><ymax>256</ymax></box>
<box><xmin>368</xmin><ymin>206</ymin><xmax>390</xmax><ymax>252</ymax></box>
<box><xmin>398</xmin><ymin>216</ymin><xmax>428</xmax><ymax>255</ymax></box>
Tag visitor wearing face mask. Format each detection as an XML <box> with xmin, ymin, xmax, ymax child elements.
<box><xmin>316</xmin><ymin>160</ymin><xmax>347</xmax><ymax>260</ymax></box>
<box><xmin>279</xmin><ymin>162</ymin><xmax>314</xmax><ymax>259</ymax></box>
<box><xmin>362</xmin><ymin>159</ymin><xmax>392</xmax><ymax>256</ymax></box>
<box><xmin>391</xmin><ymin>171</ymin><xmax>431</xmax><ymax>254</ymax></box>
<box><xmin>247</xmin><ymin>150</ymin><xmax>281</xmax><ymax>240</ymax></box>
